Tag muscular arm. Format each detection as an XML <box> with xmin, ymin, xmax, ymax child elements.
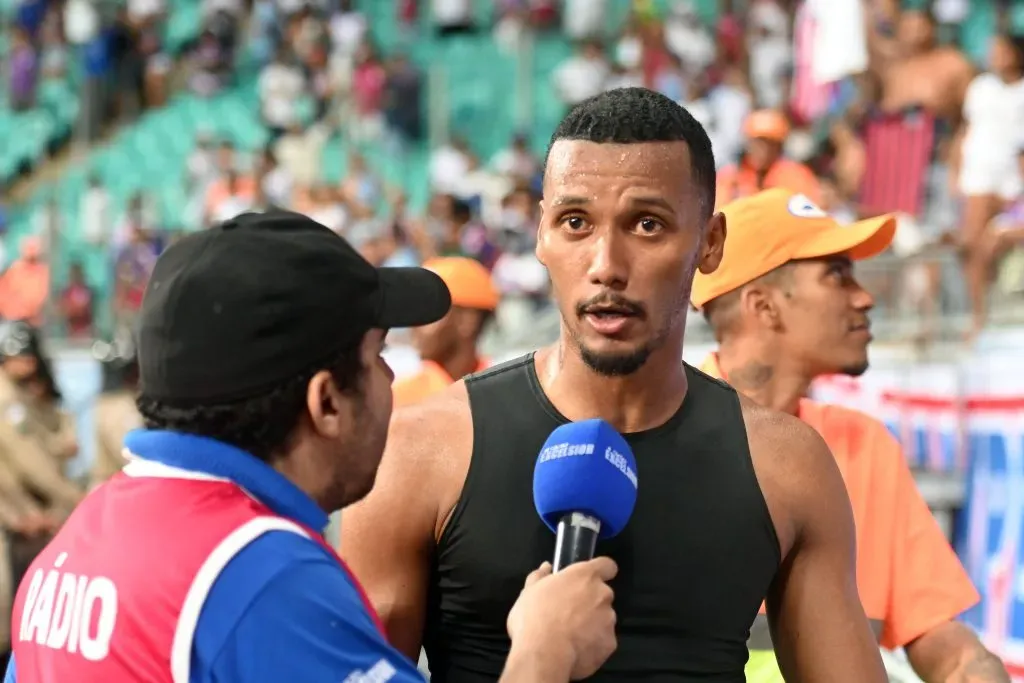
<box><xmin>339</xmin><ymin>387</ymin><xmax>472</xmax><ymax>660</ymax></box>
<box><xmin>906</xmin><ymin>621</ymin><xmax>1008</xmax><ymax>683</ymax></box>
<box><xmin>751</xmin><ymin>408</ymin><xmax>887</xmax><ymax>683</ymax></box>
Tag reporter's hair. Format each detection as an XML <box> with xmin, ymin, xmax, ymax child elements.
<box><xmin>136</xmin><ymin>346</ymin><xmax>364</xmax><ymax>462</ymax></box>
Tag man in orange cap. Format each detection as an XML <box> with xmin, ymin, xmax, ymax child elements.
<box><xmin>392</xmin><ymin>257</ymin><xmax>500</xmax><ymax>407</ymax></box>
<box><xmin>715</xmin><ymin>109</ymin><xmax>820</xmax><ymax>206</ymax></box>
<box><xmin>691</xmin><ymin>188</ymin><xmax>1006</xmax><ymax>683</ymax></box>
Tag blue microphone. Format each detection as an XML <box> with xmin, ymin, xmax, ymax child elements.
<box><xmin>533</xmin><ymin>419</ymin><xmax>639</xmax><ymax>572</ymax></box>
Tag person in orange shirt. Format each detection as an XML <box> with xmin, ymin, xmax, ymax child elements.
<box><xmin>690</xmin><ymin>188</ymin><xmax>1006</xmax><ymax>682</ymax></box>
<box><xmin>715</xmin><ymin>109</ymin><xmax>821</xmax><ymax>207</ymax></box>
<box><xmin>392</xmin><ymin>257</ymin><xmax>499</xmax><ymax>407</ymax></box>
<box><xmin>0</xmin><ymin>237</ymin><xmax>49</xmax><ymax>326</ymax></box>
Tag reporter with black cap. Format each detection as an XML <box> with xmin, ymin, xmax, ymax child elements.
<box><xmin>4</xmin><ymin>211</ymin><xmax>618</xmax><ymax>683</ymax></box>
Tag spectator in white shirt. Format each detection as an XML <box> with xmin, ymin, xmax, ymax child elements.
<box><xmin>959</xmin><ymin>34</ymin><xmax>1024</xmax><ymax>337</ymax></box>
<box><xmin>562</xmin><ymin>0</ymin><xmax>605</xmax><ymax>40</ymax></box>
<box><xmin>663</xmin><ymin>1</ymin><xmax>714</xmax><ymax>73</ymax></box>
<box><xmin>258</xmin><ymin>147</ymin><xmax>294</xmax><ymax>207</ymax></box>
<box><xmin>330</xmin><ymin>0</ymin><xmax>367</xmax><ymax>58</ymax></box>
<box><xmin>614</xmin><ymin>21</ymin><xmax>643</xmax><ymax>72</ymax></box>
<box><xmin>81</xmin><ymin>175</ymin><xmax>112</xmax><ymax>245</ymax></box>
<box><xmin>746</xmin><ymin>0</ymin><xmax>791</xmax><ymax>109</ymax></box>
<box><xmin>258</xmin><ymin>47</ymin><xmax>307</xmax><ymax>138</ymax></box>
<box><xmin>433</xmin><ymin>0</ymin><xmax>474</xmax><ymax>36</ymax></box>
<box><xmin>430</xmin><ymin>137</ymin><xmax>474</xmax><ymax>195</ymax></box>
<box><xmin>490</xmin><ymin>134</ymin><xmax>539</xmax><ymax>182</ymax></box>
<box><xmin>553</xmin><ymin>40</ymin><xmax>610</xmax><ymax>106</ymax></box>
<box><xmin>709</xmin><ymin>65</ymin><xmax>753</xmax><ymax>168</ymax></box>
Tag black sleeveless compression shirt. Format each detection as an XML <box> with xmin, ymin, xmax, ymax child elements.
<box><xmin>422</xmin><ymin>354</ymin><xmax>780</xmax><ymax>682</ymax></box>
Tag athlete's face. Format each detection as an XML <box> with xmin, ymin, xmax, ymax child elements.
<box><xmin>537</xmin><ymin>140</ymin><xmax>724</xmax><ymax>376</ymax></box>
<box><xmin>775</xmin><ymin>256</ymin><xmax>874</xmax><ymax>378</ymax></box>
<box><xmin>307</xmin><ymin>329</ymin><xmax>394</xmax><ymax>509</ymax></box>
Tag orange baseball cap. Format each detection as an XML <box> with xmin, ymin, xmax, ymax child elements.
<box><xmin>744</xmin><ymin>109</ymin><xmax>790</xmax><ymax>142</ymax></box>
<box><xmin>423</xmin><ymin>257</ymin><xmax>500</xmax><ymax>312</ymax></box>
<box><xmin>690</xmin><ymin>188</ymin><xmax>896</xmax><ymax>310</ymax></box>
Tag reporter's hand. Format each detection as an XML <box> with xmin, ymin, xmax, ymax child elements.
<box><xmin>507</xmin><ymin>558</ymin><xmax>618</xmax><ymax>680</ymax></box>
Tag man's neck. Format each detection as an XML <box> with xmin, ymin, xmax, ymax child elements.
<box><xmin>715</xmin><ymin>344</ymin><xmax>811</xmax><ymax>415</ymax></box>
<box><xmin>535</xmin><ymin>337</ymin><xmax>688</xmax><ymax>434</ymax></box>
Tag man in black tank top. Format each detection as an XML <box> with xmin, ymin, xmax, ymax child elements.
<box><xmin>341</xmin><ymin>89</ymin><xmax>888</xmax><ymax>683</ymax></box>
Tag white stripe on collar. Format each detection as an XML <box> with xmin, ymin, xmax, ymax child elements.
<box><xmin>121</xmin><ymin>455</ymin><xmax>233</xmax><ymax>483</ymax></box>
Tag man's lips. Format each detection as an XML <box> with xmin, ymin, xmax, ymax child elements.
<box><xmin>583</xmin><ymin>309</ymin><xmax>639</xmax><ymax>336</ymax></box>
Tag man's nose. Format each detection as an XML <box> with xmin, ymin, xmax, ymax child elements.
<box><xmin>850</xmin><ymin>278</ymin><xmax>875</xmax><ymax>312</ymax></box>
<box><xmin>586</xmin><ymin>230</ymin><xmax>628</xmax><ymax>291</ymax></box>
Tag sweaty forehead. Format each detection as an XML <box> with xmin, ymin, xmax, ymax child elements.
<box><xmin>544</xmin><ymin>140</ymin><xmax>695</xmax><ymax>199</ymax></box>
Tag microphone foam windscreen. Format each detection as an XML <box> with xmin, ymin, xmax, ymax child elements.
<box><xmin>533</xmin><ymin>418</ymin><xmax>638</xmax><ymax>539</ymax></box>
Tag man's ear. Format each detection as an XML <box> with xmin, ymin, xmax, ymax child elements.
<box><xmin>306</xmin><ymin>370</ymin><xmax>345</xmax><ymax>440</ymax></box>
<box><xmin>697</xmin><ymin>212</ymin><xmax>726</xmax><ymax>275</ymax></box>
<box><xmin>739</xmin><ymin>284</ymin><xmax>783</xmax><ymax>331</ymax></box>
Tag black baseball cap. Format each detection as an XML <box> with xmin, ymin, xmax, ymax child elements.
<box><xmin>138</xmin><ymin>210</ymin><xmax>452</xmax><ymax>404</ymax></box>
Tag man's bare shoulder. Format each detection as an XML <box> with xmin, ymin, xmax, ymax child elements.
<box><xmin>738</xmin><ymin>394</ymin><xmax>845</xmax><ymax>554</ymax></box>
<box><xmin>385</xmin><ymin>380</ymin><xmax>474</xmax><ymax>488</ymax></box>
<box><xmin>389</xmin><ymin>380</ymin><xmax>470</xmax><ymax>445</ymax></box>
<box><xmin>739</xmin><ymin>394</ymin><xmax>832</xmax><ymax>468</ymax></box>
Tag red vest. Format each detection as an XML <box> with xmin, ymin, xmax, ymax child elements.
<box><xmin>10</xmin><ymin>458</ymin><xmax>381</xmax><ymax>682</ymax></box>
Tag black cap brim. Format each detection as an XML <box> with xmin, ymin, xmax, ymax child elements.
<box><xmin>375</xmin><ymin>267</ymin><xmax>453</xmax><ymax>328</ymax></box>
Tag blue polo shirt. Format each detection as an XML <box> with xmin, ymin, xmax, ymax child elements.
<box><xmin>4</xmin><ymin>430</ymin><xmax>426</xmax><ymax>683</ymax></box>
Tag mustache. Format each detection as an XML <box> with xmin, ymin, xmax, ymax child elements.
<box><xmin>575</xmin><ymin>293</ymin><xmax>647</xmax><ymax>319</ymax></box>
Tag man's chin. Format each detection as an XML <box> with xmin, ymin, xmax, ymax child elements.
<box><xmin>838</xmin><ymin>361</ymin><xmax>870</xmax><ymax>378</ymax></box>
<box><xmin>579</xmin><ymin>343</ymin><xmax>653</xmax><ymax>377</ymax></box>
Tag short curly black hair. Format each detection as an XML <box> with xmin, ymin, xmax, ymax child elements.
<box><xmin>547</xmin><ymin>87</ymin><xmax>716</xmax><ymax>219</ymax></box>
<box><xmin>136</xmin><ymin>346</ymin><xmax>364</xmax><ymax>462</ymax></box>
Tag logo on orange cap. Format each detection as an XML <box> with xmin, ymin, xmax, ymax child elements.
<box><xmin>786</xmin><ymin>194</ymin><xmax>828</xmax><ymax>219</ymax></box>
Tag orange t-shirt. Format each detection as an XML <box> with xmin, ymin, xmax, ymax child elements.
<box><xmin>700</xmin><ymin>354</ymin><xmax>979</xmax><ymax>648</ymax></box>
<box><xmin>0</xmin><ymin>259</ymin><xmax>49</xmax><ymax>324</ymax></box>
<box><xmin>392</xmin><ymin>359</ymin><xmax>489</xmax><ymax>408</ymax></box>
<box><xmin>716</xmin><ymin>159</ymin><xmax>821</xmax><ymax>209</ymax></box>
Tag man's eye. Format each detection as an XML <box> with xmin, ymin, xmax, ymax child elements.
<box><xmin>638</xmin><ymin>218</ymin><xmax>662</xmax><ymax>233</ymax></box>
<box><xmin>564</xmin><ymin>216</ymin><xmax>586</xmax><ymax>231</ymax></box>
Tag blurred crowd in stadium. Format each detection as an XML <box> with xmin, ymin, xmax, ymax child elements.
<box><xmin>0</xmin><ymin>0</ymin><xmax>1022</xmax><ymax>350</ymax></box>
